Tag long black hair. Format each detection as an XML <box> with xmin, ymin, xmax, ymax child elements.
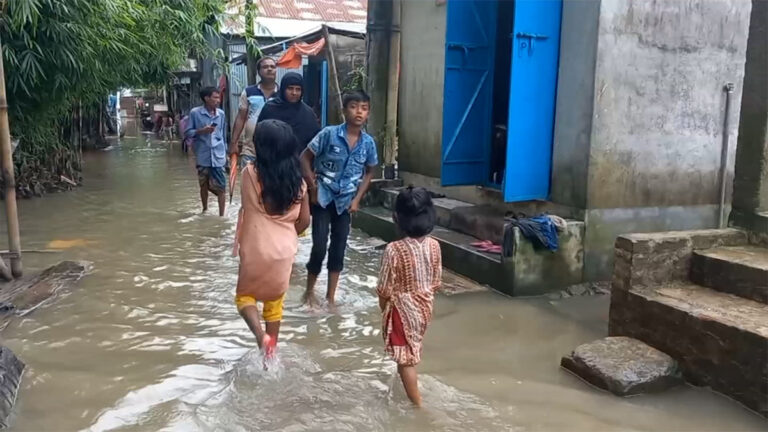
<box><xmin>253</xmin><ymin>120</ymin><xmax>303</xmax><ymax>215</ymax></box>
<box><xmin>394</xmin><ymin>186</ymin><xmax>436</xmax><ymax>238</ymax></box>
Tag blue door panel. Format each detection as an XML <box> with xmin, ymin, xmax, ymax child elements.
<box><xmin>441</xmin><ymin>1</ymin><xmax>498</xmax><ymax>186</ymax></box>
<box><xmin>503</xmin><ymin>0</ymin><xmax>562</xmax><ymax>202</ymax></box>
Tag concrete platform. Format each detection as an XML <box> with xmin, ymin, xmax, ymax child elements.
<box><xmin>691</xmin><ymin>245</ymin><xmax>768</xmax><ymax>303</ymax></box>
<box><xmin>354</xmin><ymin>205</ymin><xmax>584</xmax><ymax>296</ymax></box>
<box><xmin>354</xmin><ymin>206</ymin><xmax>509</xmax><ymax>291</ymax></box>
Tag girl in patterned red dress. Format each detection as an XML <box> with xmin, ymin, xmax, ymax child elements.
<box><xmin>377</xmin><ymin>187</ymin><xmax>442</xmax><ymax>406</ymax></box>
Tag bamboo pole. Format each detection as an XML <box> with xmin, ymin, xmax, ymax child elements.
<box><xmin>322</xmin><ymin>25</ymin><xmax>345</xmax><ymax>123</ymax></box>
<box><xmin>0</xmin><ymin>38</ymin><xmax>22</xmax><ymax>278</ymax></box>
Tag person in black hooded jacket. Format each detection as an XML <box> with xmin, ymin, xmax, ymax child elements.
<box><xmin>257</xmin><ymin>72</ymin><xmax>321</xmax><ymax>154</ymax></box>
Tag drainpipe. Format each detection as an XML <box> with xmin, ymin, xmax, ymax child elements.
<box><xmin>366</xmin><ymin>0</ymin><xmax>392</xmax><ymax>178</ymax></box>
<box><xmin>718</xmin><ymin>82</ymin><xmax>735</xmax><ymax>229</ymax></box>
<box><xmin>383</xmin><ymin>0</ymin><xmax>401</xmax><ymax>180</ymax></box>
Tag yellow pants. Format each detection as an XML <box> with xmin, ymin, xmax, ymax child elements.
<box><xmin>235</xmin><ymin>294</ymin><xmax>285</xmax><ymax>322</ymax></box>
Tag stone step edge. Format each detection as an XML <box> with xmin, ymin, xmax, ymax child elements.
<box><xmin>690</xmin><ymin>247</ymin><xmax>768</xmax><ymax>304</ymax></box>
<box><xmin>631</xmin><ymin>282</ymin><xmax>768</xmax><ymax>338</ymax></box>
<box><xmin>353</xmin><ymin>206</ymin><xmax>511</xmax><ymax>294</ymax></box>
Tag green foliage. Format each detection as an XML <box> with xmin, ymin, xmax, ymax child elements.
<box><xmin>0</xmin><ymin>0</ymin><xmax>230</xmax><ymax>194</ymax></box>
<box><xmin>2</xmin><ymin>0</ymin><xmax>227</xmax><ymax>121</ymax></box>
<box><xmin>343</xmin><ymin>64</ymin><xmax>366</xmax><ymax>92</ymax></box>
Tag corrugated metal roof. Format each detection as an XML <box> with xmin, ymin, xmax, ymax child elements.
<box><xmin>222</xmin><ymin>1</ymin><xmax>367</xmax><ymax>37</ymax></box>
<box><xmin>257</xmin><ymin>0</ymin><xmax>368</xmax><ymax>23</ymax></box>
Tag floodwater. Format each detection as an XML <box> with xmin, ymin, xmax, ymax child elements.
<box><xmin>2</xmin><ymin>136</ymin><xmax>765</xmax><ymax>431</ymax></box>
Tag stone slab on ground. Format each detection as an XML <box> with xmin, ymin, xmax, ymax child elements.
<box><xmin>0</xmin><ymin>346</ymin><xmax>24</xmax><ymax>428</ymax></box>
<box><xmin>561</xmin><ymin>336</ymin><xmax>682</xmax><ymax>396</ymax></box>
<box><xmin>690</xmin><ymin>245</ymin><xmax>768</xmax><ymax>304</ymax></box>
<box><xmin>0</xmin><ymin>261</ymin><xmax>90</xmax><ymax>329</ymax></box>
<box><xmin>610</xmin><ymin>282</ymin><xmax>768</xmax><ymax>417</ymax></box>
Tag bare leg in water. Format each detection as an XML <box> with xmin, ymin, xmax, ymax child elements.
<box><xmin>216</xmin><ymin>191</ymin><xmax>226</xmax><ymax>217</ymax></box>
<box><xmin>398</xmin><ymin>364</ymin><xmax>422</xmax><ymax>407</ymax></box>
<box><xmin>302</xmin><ymin>273</ymin><xmax>320</xmax><ymax>307</ymax></box>
<box><xmin>200</xmin><ymin>184</ymin><xmax>208</xmax><ymax>213</ymax></box>
<box><xmin>239</xmin><ymin>306</ymin><xmax>280</xmax><ymax>350</ymax></box>
<box><xmin>327</xmin><ymin>271</ymin><xmax>341</xmax><ymax>309</ymax></box>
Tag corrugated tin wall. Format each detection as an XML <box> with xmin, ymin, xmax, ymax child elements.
<box><xmin>228</xmin><ymin>43</ymin><xmax>247</xmax><ymax>131</ymax></box>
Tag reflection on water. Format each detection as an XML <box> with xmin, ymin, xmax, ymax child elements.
<box><xmin>1</xmin><ymin>137</ymin><xmax>764</xmax><ymax>431</ymax></box>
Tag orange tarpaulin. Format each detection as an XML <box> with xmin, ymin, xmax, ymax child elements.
<box><xmin>276</xmin><ymin>38</ymin><xmax>327</xmax><ymax>69</ymax></box>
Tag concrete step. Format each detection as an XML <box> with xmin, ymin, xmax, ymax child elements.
<box><xmin>379</xmin><ymin>187</ymin><xmax>474</xmax><ymax>230</ymax></box>
<box><xmin>353</xmin><ymin>206</ymin><xmax>584</xmax><ymax>296</ymax></box>
<box><xmin>353</xmin><ymin>206</ymin><xmax>507</xmax><ymax>291</ymax></box>
<box><xmin>690</xmin><ymin>245</ymin><xmax>768</xmax><ymax>304</ymax></box>
<box><xmin>610</xmin><ymin>282</ymin><xmax>768</xmax><ymax>416</ymax></box>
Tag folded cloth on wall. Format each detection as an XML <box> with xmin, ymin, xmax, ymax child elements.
<box><xmin>503</xmin><ymin>213</ymin><xmax>560</xmax><ymax>255</ymax></box>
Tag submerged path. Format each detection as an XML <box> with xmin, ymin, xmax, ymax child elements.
<box><xmin>1</xmin><ymin>137</ymin><xmax>764</xmax><ymax>431</ymax></box>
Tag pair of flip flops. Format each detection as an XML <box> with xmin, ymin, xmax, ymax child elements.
<box><xmin>470</xmin><ymin>240</ymin><xmax>502</xmax><ymax>254</ymax></box>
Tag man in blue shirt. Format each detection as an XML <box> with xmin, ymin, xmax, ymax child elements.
<box><xmin>300</xmin><ymin>90</ymin><xmax>378</xmax><ymax>307</ymax></box>
<box><xmin>229</xmin><ymin>57</ymin><xmax>278</xmax><ymax>165</ymax></box>
<box><xmin>184</xmin><ymin>86</ymin><xmax>228</xmax><ymax>216</ymax></box>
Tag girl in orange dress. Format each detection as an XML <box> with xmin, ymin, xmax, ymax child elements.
<box><xmin>377</xmin><ymin>187</ymin><xmax>442</xmax><ymax>406</ymax></box>
<box><xmin>233</xmin><ymin>120</ymin><xmax>310</xmax><ymax>356</ymax></box>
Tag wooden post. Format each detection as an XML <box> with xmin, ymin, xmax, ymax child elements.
<box><xmin>0</xmin><ymin>38</ymin><xmax>22</xmax><ymax>278</ymax></box>
<box><xmin>322</xmin><ymin>26</ymin><xmax>345</xmax><ymax>123</ymax></box>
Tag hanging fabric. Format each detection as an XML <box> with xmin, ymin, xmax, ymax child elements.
<box><xmin>276</xmin><ymin>38</ymin><xmax>326</xmax><ymax>69</ymax></box>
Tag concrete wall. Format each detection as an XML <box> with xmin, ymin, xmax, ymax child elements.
<box><xmin>583</xmin><ymin>0</ymin><xmax>752</xmax><ymax>279</ymax></box>
<box><xmin>393</xmin><ymin>0</ymin><xmax>753</xmax><ymax>283</ymax></box>
<box><xmin>550</xmin><ymin>0</ymin><xmax>601</xmax><ymax>209</ymax></box>
<box><xmin>398</xmin><ymin>0</ymin><xmax>446</xmax><ymax>179</ymax></box>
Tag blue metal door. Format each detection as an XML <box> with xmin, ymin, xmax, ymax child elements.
<box><xmin>503</xmin><ymin>0</ymin><xmax>562</xmax><ymax>201</ymax></box>
<box><xmin>441</xmin><ymin>1</ymin><xmax>498</xmax><ymax>186</ymax></box>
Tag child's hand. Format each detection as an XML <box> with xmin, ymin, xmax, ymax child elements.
<box><xmin>350</xmin><ymin>198</ymin><xmax>360</xmax><ymax>213</ymax></box>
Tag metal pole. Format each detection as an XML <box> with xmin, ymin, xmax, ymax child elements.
<box><xmin>0</xmin><ymin>38</ymin><xmax>22</xmax><ymax>277</ymax></box>
<box><xmin>718</xmin><ymin>82</ymin><xmax>735</xmax><ymax>229</ymax></box>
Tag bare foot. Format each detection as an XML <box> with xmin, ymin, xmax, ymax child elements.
<box><xmin>326</xmin><ymin>299</ymin><xmax>338</xmax><ymax>314</ymax></box>
<box><xmin>302</xmin><ymin>290</ymin><xmax>320</xmax><ymax>308</ymax></box>
<box><xmin>262</xmin><ymin>334</ymin><xmax>275</xmax><ymax>359</ymax></box>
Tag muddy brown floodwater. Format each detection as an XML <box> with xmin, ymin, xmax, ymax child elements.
<box><xmin>1</xmin><ymin>136</ymin><xmax>765</xmax><ymax>431</ymax></box>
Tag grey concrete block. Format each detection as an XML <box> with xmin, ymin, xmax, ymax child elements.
<box><xmin>561</xmin><ymin>336</ymin><xmax>682</xmax><ymax>396</ymax></box>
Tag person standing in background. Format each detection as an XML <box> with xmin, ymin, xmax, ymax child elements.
<box><xmin>229</xmin><ymin>57</ymin><xmax>279</xmax><ymax>165</ymax></box>
<box><xmin>184</xmin><ymin>87</ymin><xmax>228</xmax><ymax>216</ymax></box>
<box><xmin>257</xmin><ymin>72</ymin><xmax>320</xmax><ymax>155</ymax></box>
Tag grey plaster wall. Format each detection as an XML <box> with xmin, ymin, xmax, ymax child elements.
<box><xmin>583</xmin><ymin>0</ymin><xmax>752</xmax><ymax>279</ymax></box>
<box><xmin>398</xmin><ymin>0</ymin><xmax>446</xmax><ymax>179</ymax></box>
<box><xmin>587</xmin><ymin>0</ymin><xmax>751</xmax><ymax>210</ymax></box>
<box><xmin>550</xmin><ymin>0</ymin><xmax>601</xmax><ymax>209</ymax></box>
